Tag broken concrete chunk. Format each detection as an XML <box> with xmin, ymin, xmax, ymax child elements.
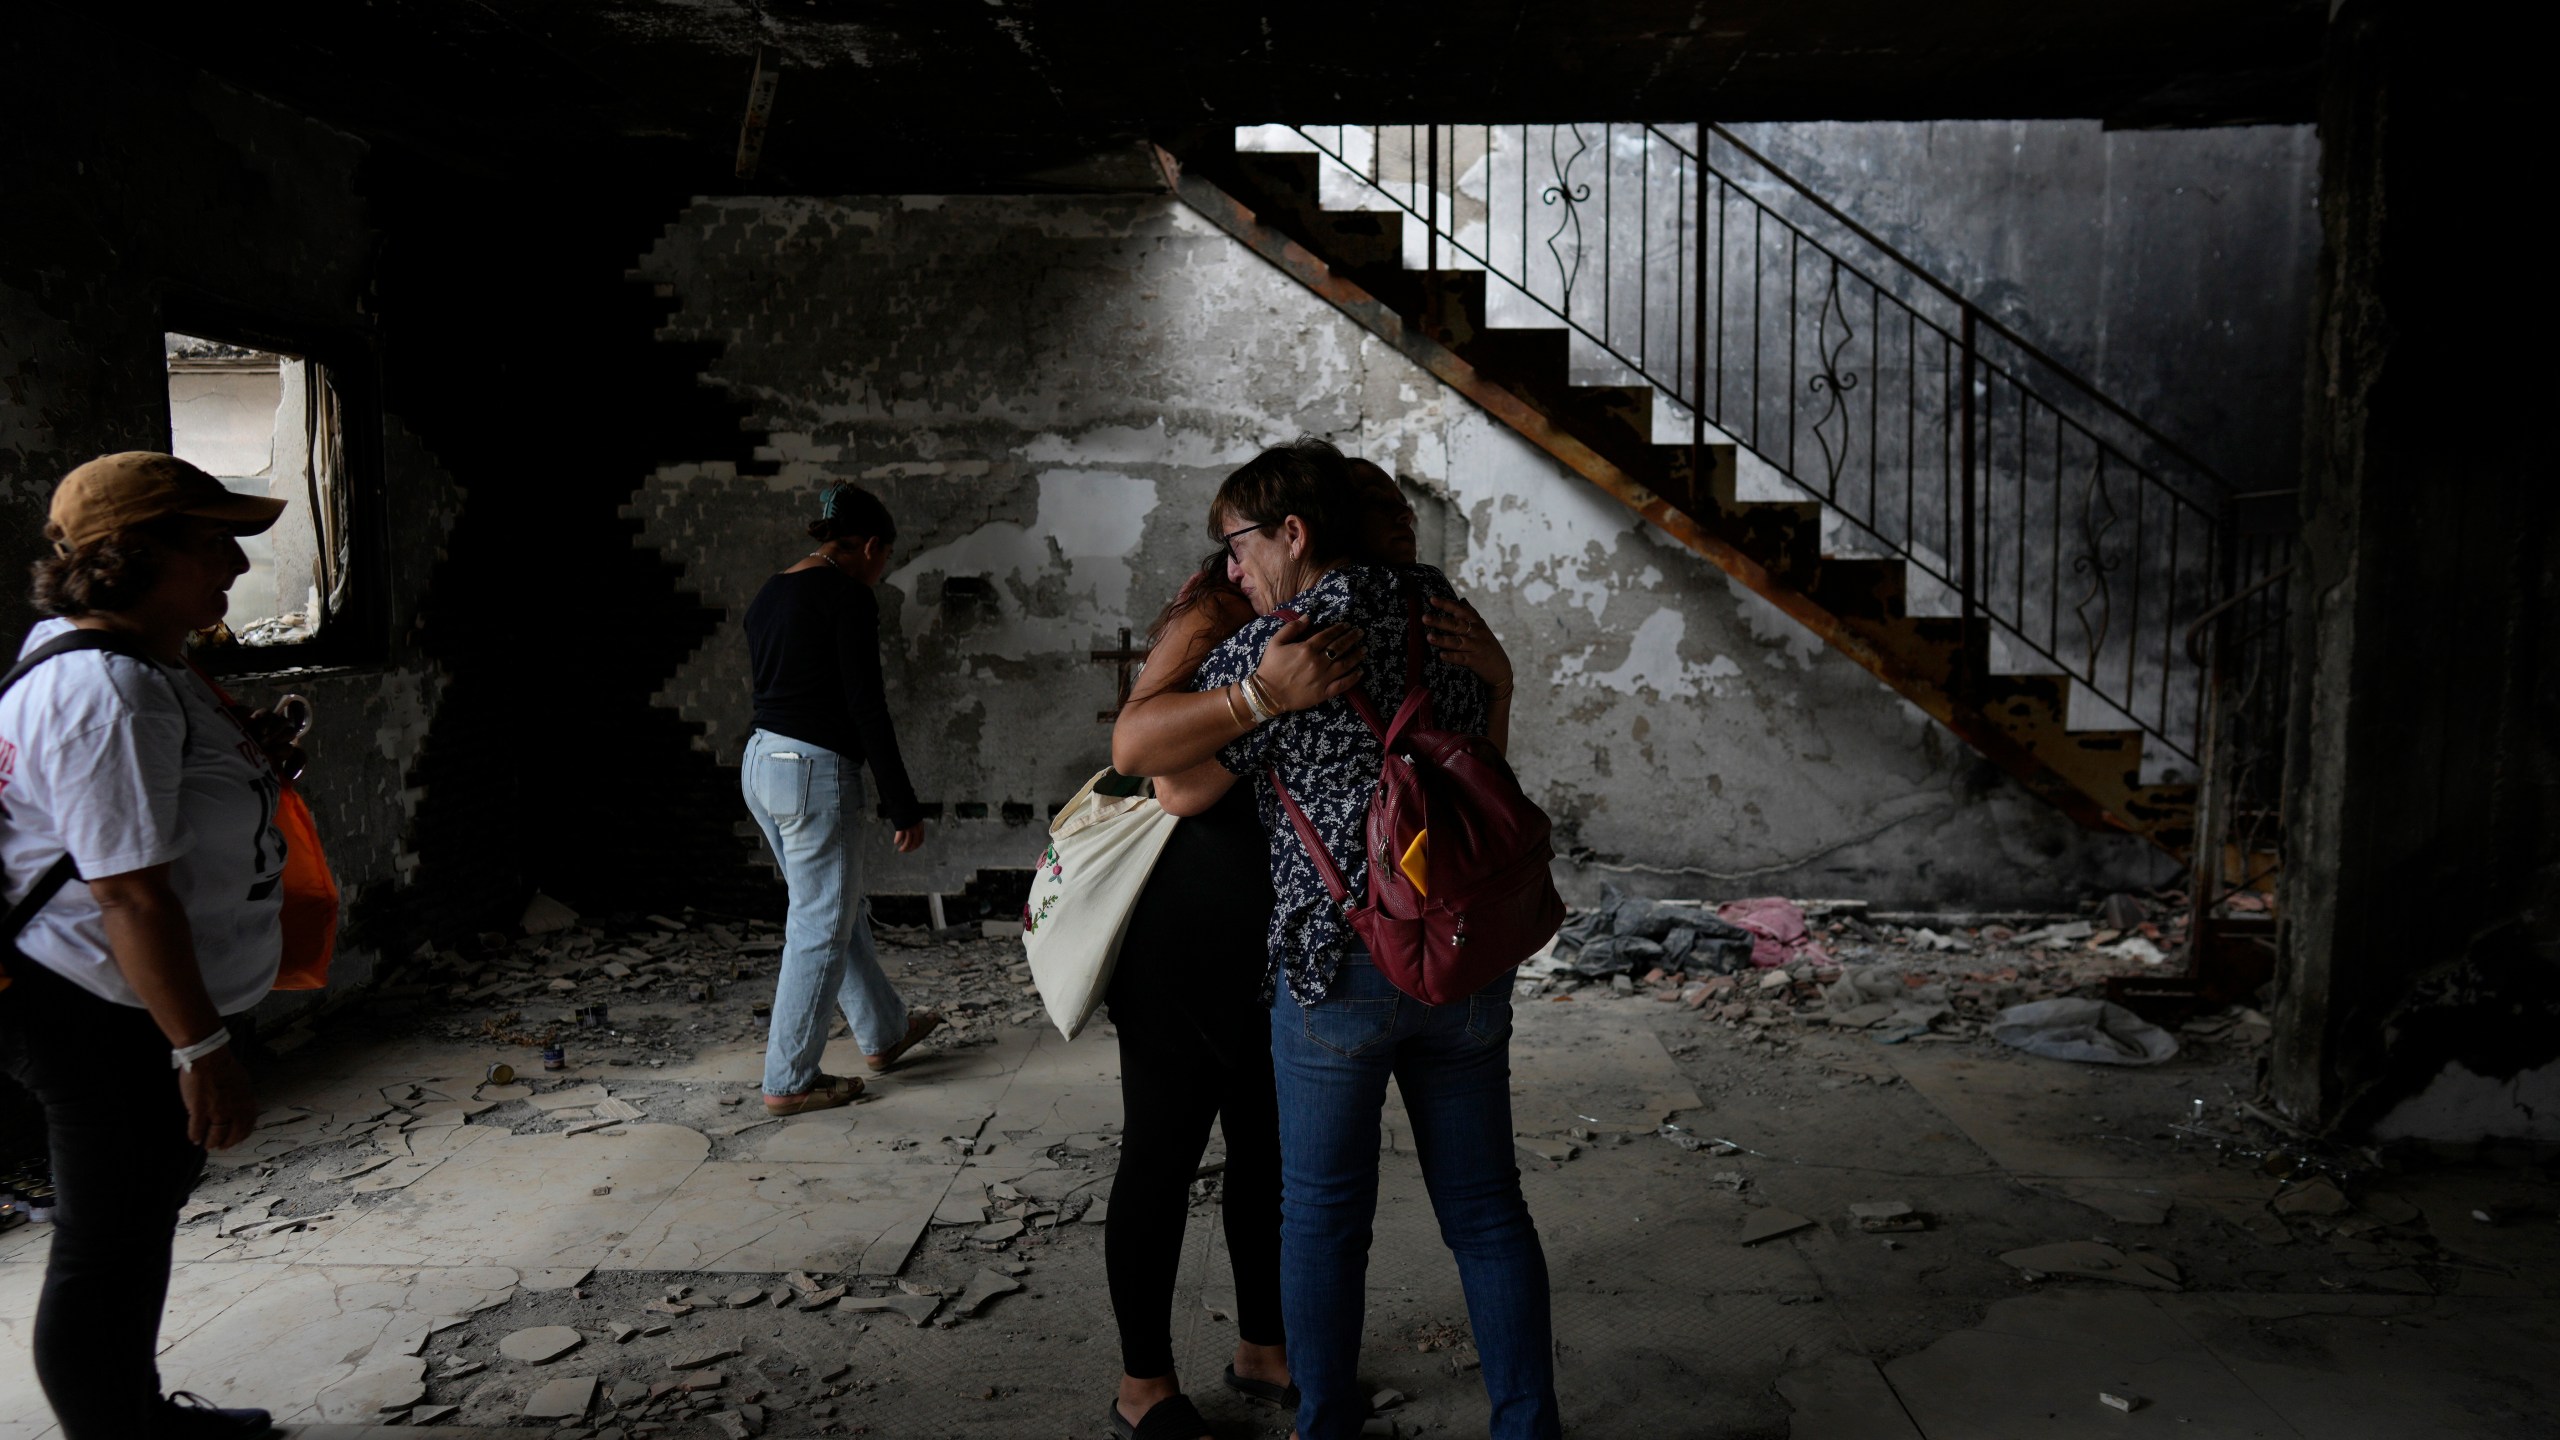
<box><xmin>1850</xmin><ymin>1201</ymin><xmax>1925</xmax><ymax>1232</ymax></box>
<box><xmin>1371</xmin><ymin>1386</ymin><xmax>1408</xmax><ymax>1411</ymax></box>
<box><xmin>971</xmin><ymin>1218</ymin><xmax>1026</xmax><ymax>1245</ymax></box>
<box><xmin>520</xmin><ymin>1266</ymin><xmax>593</xmax><ymax>1292</ymax></box>
<box><xmin>521</xmin><ymin>892</ymin><xmax>580</xmax><ymax>935</ymax></box>
<box><xmin>1999</xmin><ymin>1241</ymin><xmax>2181</xmax><ymax>1290</ymax></box>
<box><xmin>668</xmin><ymin>1344</ymin><xmax>742</xmax><ymax>1372</ymax></box>
<box><xmin>497</xmin><ymin>1325</ymin><xmax>583</xmax><ymax>1364</ymax></box>
<box><xmin>596</xmin><ymin>1097</ymin><xmax>646</xmax><ymax>1122</ymax></box>
<box><xmin>1738</xmin><ymin>1209</ymin><xmax>1817</xmax><ymax>1245</ymax></box>
<box><xmin>408</xmin><ymin>1402</ymin><xmax>459</xmax><ymax>1424</ymax></box>
<box><xmin>842</xmin><ymin>1294</ymin><xmax>941</xmax><ymax>1326</ymax></box>
<box><xmin>954</xmin><ymin>1268</ymin><xmax>1023</xmax><ymax>1317</ymax></box>
<box><xmin>2099</xmin><ymin>1391</ymin><xmax>2145</xmax><ymax>1413</ymax></box>
<box><xmin>643</xmin><ymin>1298</ymin><xmax>695</xmax><ymax>1316</ymax></box>
<box><xmin>528</xmin><ymin>1084</ymin><xmax>611</xmax><ymax>1112</ymax></box>
<box><xmin>722</xmin><ymin>1288</ymin><xmax>765</xmax><ymax>1308</ymax></box>
<box><xmin>520</xmin><ymin>1373</ymin><xmax>596</xmax><ymax>1420</ymax></box>
<box><xmin>710</xmin><ymin>1412</ymin><xmax>754</xmax><ymax>1440</ymax></box>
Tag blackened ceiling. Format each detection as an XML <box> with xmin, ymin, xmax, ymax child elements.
<box><xmin>71</xmin><ymin>1</ymin><xmax>2324</xmax><ymax>193</ymax></box>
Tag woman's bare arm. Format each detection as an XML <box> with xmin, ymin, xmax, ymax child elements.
<box><xmin>89</xmin><ymin>865</ymin><xmax>257</xmax><ymax>1151</ymax></box>
<box><xmin>1111</xmin><ymin>600</ymin><xmax>1369</xmax><ymax>777</ymax></box>
<box><xmin>1153</xmin><ymin>757</ymin><xmax>1239</xmax><ymax>816</ymax></box>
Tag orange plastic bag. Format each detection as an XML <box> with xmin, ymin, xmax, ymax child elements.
<box><xmin>269</xmin><ymin>782</ymin><xmax>340</xmax><ymax>990</ymax></box>
<box><xmin>191</xmin><ymin>665</ymin><xmax>341</xmax><ymax>991</ymax></box>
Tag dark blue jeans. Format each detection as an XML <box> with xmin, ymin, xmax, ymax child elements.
<box><xmin>1271</xmin><ymin>954</ymin><xmax>1561</xmax><ymax>1440</ymax></box>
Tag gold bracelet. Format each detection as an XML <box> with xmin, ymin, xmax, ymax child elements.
<box><xmin>1222</xmin><ymin>683</ymin><xmax>1250</xmax><ymax>730</ymax></box>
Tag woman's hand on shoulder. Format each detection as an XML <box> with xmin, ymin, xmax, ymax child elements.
<box><xmin>1255</xmin><ymin>616</ymin><xmax>1367</xmax><ymax>712</ymax></box>
<box><xmin>1424</xmin><ymin>595</ymin><xmax>1514</xmax><ymax>692</ymax></box>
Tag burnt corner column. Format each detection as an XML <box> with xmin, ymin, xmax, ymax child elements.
<box><xmin>2274</xmin><ymin>0</ymin><xmax>2558</xmax><ymax>1135</ymax></box>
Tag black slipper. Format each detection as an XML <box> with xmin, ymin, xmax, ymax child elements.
<box><xmin>1223</xmin><ymin>1363</ymin><xmax>1302</xmax><ymax>1411</ymax></box>
<box><xmin>1109</xmin><ymin>1392</ymin><xmax>1213</xmax><ymax>1440</ymax></box>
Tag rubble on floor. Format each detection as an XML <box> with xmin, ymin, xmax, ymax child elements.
<box><xmin>1530</xmin><ymin>884</ymin><xmax>2271</xmax><ymax>1063</ymax></box>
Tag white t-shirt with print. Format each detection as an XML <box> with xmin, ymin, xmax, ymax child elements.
<box><xmin>0</xmin><ymin>619</ymin><xmax>285</xmax><ymax>1014</ymax></box>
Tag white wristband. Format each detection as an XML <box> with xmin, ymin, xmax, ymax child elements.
<box><xmin>172</xmin><ymin>1028</ymin><xmax>232</xmax><ymax>1072</ymax></box>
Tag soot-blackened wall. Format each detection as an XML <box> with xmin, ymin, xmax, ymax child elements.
<box><xmin>630</xmin><ymin>192</ymin><xmax>2169</xmax><ymax>908</ymax></box>
<box><xmin>0</xmin><ymin>19</ymin><xmax>457</xmax><ymax>1025</ymax></box>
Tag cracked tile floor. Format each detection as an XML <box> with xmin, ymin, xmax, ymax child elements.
<box><xmin>3</xmin><ymin>946</ymin><xmax>2555</xmax><ymax>1438</ymax></box>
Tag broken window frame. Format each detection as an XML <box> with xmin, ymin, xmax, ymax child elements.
<box><xmin>160</xmin><ymin>302</ymin><xmax>388</xmax><ymax>676</ymax></box>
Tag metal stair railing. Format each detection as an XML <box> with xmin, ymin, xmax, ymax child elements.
<box><xmin>1260</xmin><ymin>121</ymin><xmax>2287</xmax><ymax>776</ymax></box>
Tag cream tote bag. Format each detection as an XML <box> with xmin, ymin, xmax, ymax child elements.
<box><xmin>1019</xmin><ymin>768</ymin><xmax>1182</xmax><ymax>1039</ymax></box>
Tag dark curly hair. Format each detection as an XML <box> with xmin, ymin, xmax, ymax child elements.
<box><xmin>28</xmin><ymin>515</ymin><xmax>192</xmax><ymax>617</ymax></box>
<box><xmin>806</xmin><ymin>481</ymin><xmax>897</xmax><ymax>546</ymax></box>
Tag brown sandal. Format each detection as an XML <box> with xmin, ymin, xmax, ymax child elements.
<box><xmin>866</xmin><ymin>1010</ymin><xmax>944</xmax><ymax>1073</ymax></box>
<box><xmin>764</xmin><ymin>1073</ymin><xmax>864</xmax><ymax>1115</ymax></box>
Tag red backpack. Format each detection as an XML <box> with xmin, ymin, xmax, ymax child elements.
<box><xmin>1270</xmin><ymin>587</ymin><xmax>1566</xmax><ymax>1005</ymax></box>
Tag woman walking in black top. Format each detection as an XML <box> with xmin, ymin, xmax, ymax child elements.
<box><xmin>740</xmin><ymin>483</ymin><xmax>941</xmax><ymax>1116</ymax></box>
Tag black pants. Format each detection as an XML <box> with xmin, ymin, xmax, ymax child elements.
<box><xmin>0</xmin><ymin>959</ymin><xmax>206</xmax><ymax>1440</ymax></box>
<box><xmin>1103</xmin><ymin>974</ymin><xmax>1286</xmax><ymax>1377</ymax></box>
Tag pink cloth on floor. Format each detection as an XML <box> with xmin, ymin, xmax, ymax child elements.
<box><xmin>1717</xmin><ymin>896</ymin><xmax>1830</xmax><ymax>968</ymax></box>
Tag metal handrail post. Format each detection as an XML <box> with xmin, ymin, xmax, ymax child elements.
<box><xmin>1693</xmin><ymin>121</ymin><xmax>1709</xmax><ymax>509</ymax></box>
<box><xmin>1959</xmin><ymin>303</ymin><xmax>1980</xmax><ymax>702</ymax></box>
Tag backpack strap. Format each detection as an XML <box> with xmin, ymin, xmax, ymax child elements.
<box><xmin>0</xmin><ymin>628</ymin><xmax>176</xmax><ymax>941</ymax></box>
<box><xmin>1260</xmin><ymin>577</ymin><xmax>1450</xmax><ymax>907</ymax></box>
<box><xmin>1268</xmin><ymin>768</ymin><xmax>1354</xmax><ymax>907</ymax></box>
<box><xmin>1272</xmin><ymin>583</ymin><xmax>1435</xmax><ymax>752</ymax></box>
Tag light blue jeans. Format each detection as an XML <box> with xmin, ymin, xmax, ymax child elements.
<box><xmin>740</xmin><ymin>729</ymin><xmax>910</xmax><ymax>1094</ymax></box>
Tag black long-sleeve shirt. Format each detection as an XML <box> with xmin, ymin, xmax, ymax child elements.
<box><xmin>743</xmin><ymin>567</ymin><xmax>924</xmax><ymax>829</ymax></box>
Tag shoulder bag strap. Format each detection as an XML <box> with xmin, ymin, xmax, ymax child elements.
<box><xmin>0</xmin><ymin>628</ymin><xmax>178</xmax><ymax>940</ymax></box>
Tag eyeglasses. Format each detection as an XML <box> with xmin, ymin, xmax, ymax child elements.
<box><xmin>1218</xmin><ymin>520</ymin><xmax>1271</xmax><ymax>559</ymax></box>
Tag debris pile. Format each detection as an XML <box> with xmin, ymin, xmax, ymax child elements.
<box><xmin>1533</xmin><ymin>886</ymin><xmax>2274</xmax><ymax>1057</ymax></box>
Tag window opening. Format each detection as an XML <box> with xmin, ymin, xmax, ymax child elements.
<box><xmin>164</xmin><ymin>332</ymin><xmax>351</xmax><ymax>646</ymax></box>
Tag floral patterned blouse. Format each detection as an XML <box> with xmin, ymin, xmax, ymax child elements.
<box><xmin>1196</xmin><ymin>562</ymin><xmax>1490</xmax><ymax>1005</ymax></box>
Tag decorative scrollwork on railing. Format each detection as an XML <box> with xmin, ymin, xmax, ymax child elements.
<box><xmin>1540</xmin><ymin>124</ymin><xmax>1593</xmax><ymax>315</ymax></box>
<box><xmin>2069</xmin><ymin>458</ymin><xmax>2122</xmax><ymax>672</ymax></box>
<box><xmin>1807</xmin><ymin>261</ymin><xmax>1861</xmax><ymax>491</ymax></box>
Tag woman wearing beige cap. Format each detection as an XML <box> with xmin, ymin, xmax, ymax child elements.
<box><xmin>0</xmin><ymin>452</ymin><xmax>298</xmax><ymax>1439</ymax></box>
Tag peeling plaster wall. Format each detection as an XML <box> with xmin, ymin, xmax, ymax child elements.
<box><xmin>635</xmin><ymin>192</ymin><xmax>2162</xmax><ymax>905</ymax></box>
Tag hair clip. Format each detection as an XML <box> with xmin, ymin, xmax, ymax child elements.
<box><xmin>819</xmin><ymin>483</ymin><xmax>846</xmax><ymax>519</ymax></box>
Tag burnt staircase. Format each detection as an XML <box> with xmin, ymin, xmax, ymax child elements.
<box><xmin>1162</xmin><ymin>123</ymin><xmax>2294</xmax><ymax>874</ymax></box>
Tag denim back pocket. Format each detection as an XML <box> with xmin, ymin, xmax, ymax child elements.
<box><xmin>754</xmin><ymin>749</ymin><xmax>811</xmax><ymax>820</ymax></box>
<box><xmin>1464</xmin><ymin>985</ymin><xmax>1515</xmax><ymax>1047</ymax></box>
<box><xmin>1300</xmin><ymin>959</ymin><xmax>1401</xmax><ymax>1058</ymax></box>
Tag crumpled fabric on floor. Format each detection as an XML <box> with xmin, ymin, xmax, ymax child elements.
<box><xmin>1715</xmin><ymin>896</ymin><xmax>1834</xmax><ymax>969</ymax></box>
<box><xmin>1989</xmin><ymin>998</ymin><xmax>2181</xmax><ymax>1065</ymax></box>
